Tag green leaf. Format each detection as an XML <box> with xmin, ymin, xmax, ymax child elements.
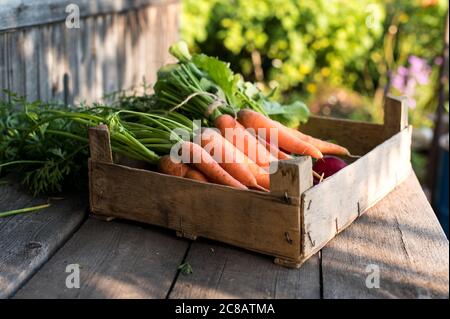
<box><xmin>191</xmin><ymin>53</ymin><xmax>240</xmax><ymax>106</ymax></box>
<box><xmin>264</xmin><ymin>100</ymin><xmax>310</xmax><ymax>128</ymax></box>
<box><xmin>178</xmin><ymin>262</ymin><xmax>193</xmax><ymax>275</ymax></box>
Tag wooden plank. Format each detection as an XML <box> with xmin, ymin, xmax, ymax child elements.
<box><xmin>64</xmin><ymin>23</ymin><xmax>81</xmax><ymax>105</ymax></box>
<box><xmin>300</xmin><ymin>116</ymin><xmax>385</xmax><ymax>156</ymax></box>
<box><xmin>101</xmin><ymin>14</ymin><xmax>119</xmax><ymax>100</ymax></box>
<box><xmin>122</xmin><ymin>10</ymin><xmax>139</xmax><ymax>91</ymax></box>
<box><xmin>301</xmin><ymin>127</ymin><xmax>412</xmax><ymax>259</ymax></box>
<box><xmin>321</xmin><ymin>173</ymin><xmax>449</xmax><ymax>299</ymax></box>
<box><xmin>89</xmin><ymin>161</ymin><xmax>301</xmax><ymax>261</ymax></box>
<box><xmin>115</xmin><ymin>13</ymin><xmax>127</xmax><ymax>92</ymax></box>
<box><xmin>88</xmin><ymin>125</ymin><xmax>113</xmax><ymax>163</ymax></box>
<box><xmin>14</xmin><ymin>218</ymin><xmax>189</xmax><ymax>298</ymax></box>
<box><xmin>49</xmin><ymin>23</ymin><xmax>66</xmax><ymax>102</ymax></box>
<box><xmin>77</xmin><ymin>17</ymin><xmax>97</xmax><ymax>104</ymax></box>
<box><xmin>169</xmin><ymin>240</ymin><xmax>321</xmax><ymax>299</ymax></box>
<box><xmin>144</xmin><ymin>5</ymin><xmax>159</xmax><ymax>88</ymax></box>
<box><xmin>0</xmin><ymin>33</ymin><xmax>7</xmax><ymax>100</ymax></box>
<box><xmin>23</xmin><ymin>28</ymin><xmax>40</xmax><ymax>101</ymax></box>
<box><xmin>0</xmin><ymin>0</ymin><xmax>171</xmax><ymax>31</ymax></box>
<box><xmin>93</xmin><ymin>15</ymin><xmax>105</xmax><ymax>101</ymax></box>
<box><xmin>0</xmin><ymin>180</ymin><xmax>87</xmax><ymax>298</ymax></box>
<box><xmin>383</xmin><ymin>95</ymin><xmax>409</xmax><ymax>139</ymax></box>
<box><xmin>38</xmin><ymin>25</ymin><xmax>52</xmax><ymax>101</ymax></box>
<box><xmin>6</xmin><ymin>31</ymin><xmax>26</xmax><ymax>98</ymax></box>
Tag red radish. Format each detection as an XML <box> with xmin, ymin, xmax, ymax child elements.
<box><xmin>313</xmin><ymin>156</ymin><xmax>347</xmax><ymax>184</ymax></box>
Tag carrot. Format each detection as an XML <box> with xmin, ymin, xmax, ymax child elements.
<box><xmin>181</xmin><ymin>141</ymin><xmax>247</xmax><ymax>190</ymax></box>
<box><xmin>214</xmin><ymin>114</ymin><xmax>278</xmax><ymax>167</ymax></box>
<box><xmin>258</xmin><ymin>136</ymin><xmax>291</xmax><ymax>160</ymax></box>
<box><xmin>237</xmin><ymin>109</ymin><xmax>323</xmax><ymax>159</ymax></box>
<box><xmin>286</xmin><ymin>127</ymin><xmax>350</xmax><ymax>156</ymax></box>
<box><xmin>158</xmin><ymin>155</ymin><xmax>190</xmax><ymax>177</ymax></box>
<box><xmin>185</xmin><ymin>169</ymin><xmax>209</xmax><ymax>183</ymax></box>
<box><xmin>247</xmin><ymin>163</ymin><xmax>270</xmax><ymax>190</ymax></box>
<box><xmin>200</xmin><ymin>128</ymin><xmax>268</xmax><ymax>191</ymax></box>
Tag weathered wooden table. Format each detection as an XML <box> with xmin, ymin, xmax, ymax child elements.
<box><xmin>0</xmin><ymin>172</ymin><xmax>448</xmax><ymax>299</ymax></box>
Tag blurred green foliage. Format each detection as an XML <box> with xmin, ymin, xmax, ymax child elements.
<box><xmin>182</xmin><ymin>0</ymin><xmax>448</xmax><ymax>126</ymax></box>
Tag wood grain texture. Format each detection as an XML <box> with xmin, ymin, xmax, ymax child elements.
<box><xmin>270</xmin><ymin>157</ymin><xmax>313</xmax><ymax>200</ymax></box>
<box><xmin>321</xmin><ymin>173</ymin><xmax>449</xmax><ymax>299</ymax></box>
<box><xmin>14</xmin><ymin>218</ymin><xmax>188</xmax><ymax>299</ymax></box>
<box><xmin>300</xmin><ymin>96</ymin><xmax>409</xmax><ymax>156</ymax></box>
<box><xmin>0</xmin><ymin>33</ymin><xmax>7</xmax><ymax>100</ymax></box>
<box><xmin>301</xmin><ymin>127</ymin><xmax>412</xmax><ymax>259</ymax></box>
<box><xmin>169</xmin><ymin>240</ymin><xmax>321</xmax><ymax>299</ymax></box>
<box><xmin>7</xmin><ymin>31</ymin><xmax>26</xmax><ymax>97</ymax></box>
<box><xmin>89</xmin><ymin>160</ymin><xmax>301</xmax><ymax>261</ymax></box>
<box><xmin>383</xmin><ymin>95</ymin><xmax>409</xmax><ymax>140</ymax></box>
<box><xmin>88</xmin><ymin>125</ymin><xmax>113</xmax><ymax>163</ymax></box>
<box><xmin>0</xmin><ymin>180</ymin><xmax>87</xmax><ymax>299</ymax></box>
<box><xmin>0</xmin><ymin>2</ymin><xmax>180</xmax><ymax>104</ymax></box>
<box><xmin>300</xmin><ymin>116</ymin><xmax>385</xmax><ymax>156</ymax></box>
<box><xmin>23</xmin><ymin>28</ymin><xmax>40</xmax><ymax>102</ymax></box>
<box><xmin>0</xmin><ymin>0</ymin><xmax>171</xmax><ymax>31</ymax></box>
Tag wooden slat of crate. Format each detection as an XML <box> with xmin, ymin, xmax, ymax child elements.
<box><xmin>301</xmin><ymin>126</ymin><xmax>412</xmax><ymax>260</ymax></box>
<box><xmin>301</xmin><ymin>116</ymin><xmax>385</xmax><ymax>156</ymax></box>
<box><xmin>89</xmin><ymin>160</ymin><xmax>302</xmax><ymax>261</ymax></box>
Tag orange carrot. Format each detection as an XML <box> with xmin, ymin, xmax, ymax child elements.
<box><xmin>158</xmin><ymin>155</ymin><xmax>190</xmax><ymax>177</ymax></box>
<box><xmin>288</xmin><ymin>128</ymin><xmax>350</xmax><ymax>156</ymax></box>
<box><xmin>214</xmin><ymin>114</ymin><xmax>278</xmax><ymax>167</ymax></box>
<box><xmin>247</xmin><ymin>163</ymin><xmax>270</xmax><ymax>189</ymax></box>
<box><xmin>181</xmin><ymin>141</ymin><xmax>247</xmax><ymax>190</ymax></box>
<box><xmin>200</xmin><ymin>128</ymin><xmax>268</xmax><ymax>191</ymax></box>
<box><xmin>185</xmin><ymin>169</ymin><xmax>209</xmax><ymax>183</ymax></box>
<box><xmin>237</xmin><ymin>109</ymin><xmax>323</xmax><ymax>159</ymax></box>
<box><xmin>258</xmin><ymin>136</ymin><xmax>291</xmax><ymax>160</ymax></box>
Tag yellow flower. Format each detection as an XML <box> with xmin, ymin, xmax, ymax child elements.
<box><xmin>299</xmin><ymin>65</ymin><xmax>310</xmax><ymax>75</ymax></box>
<box><xmin>306</xmin><ymin>83</ymin><xmax>317</xmax><ymax>93</ymax></box>
<box><xmin>321</xmin><ymin>67</ymin><xmax>331</xmax><ymax>77</ymax></box>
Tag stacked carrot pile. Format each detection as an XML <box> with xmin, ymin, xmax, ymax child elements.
<box><xmin>151</xmin><ymin>41</ymin><xmax>351</xmax><ymax>191</ymax></box>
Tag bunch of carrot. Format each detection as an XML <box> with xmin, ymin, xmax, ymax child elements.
<box><xmin>149</xmin><ymin>41</ymin><xmax>352</xmax><ymax>190</ymax></box>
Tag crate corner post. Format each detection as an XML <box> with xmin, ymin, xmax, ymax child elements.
<box><xmin>270</xmin><ymin>157</ymin><xmax>313</xmax><ymax>268</ymax></box>
<box><xmin>88</xmin><ymin>124</ymin><xmax>115</xmax><ymax>221</ymax></box>
<box><xmin>384</xmin><ymin>95</ymin><xmax>409</xmax><ymax>139</ymax></box>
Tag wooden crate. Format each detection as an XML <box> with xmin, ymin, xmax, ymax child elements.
<box><xmin>88</xmin><ymin>96</ymin><xmax>412</xmax><ymax>268</ymax></box>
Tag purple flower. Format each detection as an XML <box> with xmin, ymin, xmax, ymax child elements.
<box><xmin>390</xmin><ymin>55</ymin><xmax>432</xmax><ymax>109</ymax></box>
<box><xmin>408</xmin><ymin>55</ymin><xmax>431</xmax><ymax>85</ymax></box>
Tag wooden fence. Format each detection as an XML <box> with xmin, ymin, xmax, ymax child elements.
<box><xmin>0</xmin><ymin>0</ymin><xmax>180</xmax><ymax>104</ymax></box>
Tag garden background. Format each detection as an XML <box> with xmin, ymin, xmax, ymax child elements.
<box><xmin>181</xmin><ymin>0</ymin><xmax>449</xmax><ymax>185</ymax></box>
